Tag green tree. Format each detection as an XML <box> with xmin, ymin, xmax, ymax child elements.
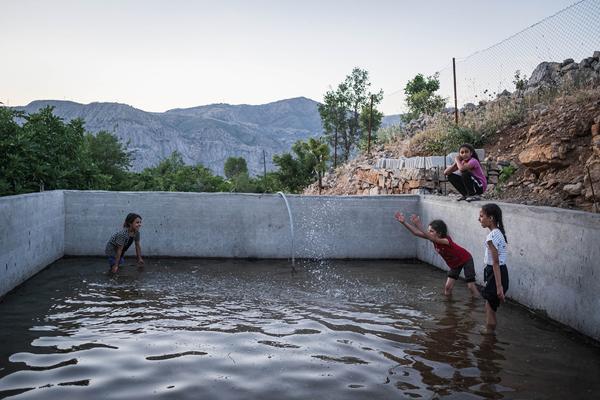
<box><xmin>85</xmin><ymin>131</ymin><xmax>133</xmax><ymax>189</ymax></box>
<box><xmin>253</xmin><ymin>172</ymin><xmax>283</xmax><ymax>193</ymax></box>
<box><xmin>0</xmin><ymin>106</ymin><xmax>136</xmax><ymax>195</ymax></box>
<box><xmin>19</xmin><ymin>107</ymin><xmax>89</xmax><ymax>192</ymax></box>
<box><xmin>403</xmin><ymin>73</ymin><xmax>446</xmax><ymax>122</ymax></box>
<box><xmin>318</xmin><ymin>89</ymin><xmax>347</xmax><ymax>167</ymax></box>
<box><xmin>0</xmin><ymin>107</ymin><xmax>26</xmax><ymax>195</ymax></box>
<box><xmin>302</xmin><ymin>137</ymin><xmax>329</xmax><ymax>194</ymax></box>
<box><xmin>358</xmin><ymin>104</ymin><xmax>384</xmax><ymax>152</ymax></box>
<box><xmin>224</xmin><ymin>156</ymin><xmax>249</xmax><ymax>179</ymax></box>
<box><xmin>130</xmin><ymin>151</ymin><xmax>229</xmax><ymax>193</ymax></box>
<box><xmin>319</xmin><ymin>68</ymin><xmax>383</xmax><ymax>162</ymax></box>
<box><xmin>273</xmin><ymin>139</ymin><xmax>317</xmax><ymax>193</ymax></box>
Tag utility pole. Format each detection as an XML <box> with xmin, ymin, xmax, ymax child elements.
<box><xmin>453</xmin><ymin>57</ymin><xmax>459</xmax><ymax>125</ymax></box>
<box><xmin>367</xmin><ymin>94</ymin><xmax>373</xmax><ymax>154</ymax></box>
<box><xmin>262</xmin><ymin>150</ymin><xmax>267</xmax><ymax>178</ymax></box>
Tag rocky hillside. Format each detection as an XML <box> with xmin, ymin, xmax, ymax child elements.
<box><xmin>305</xmin><ymin>53</ymin><xmax>600</xmax><ymax>213</ymax></box>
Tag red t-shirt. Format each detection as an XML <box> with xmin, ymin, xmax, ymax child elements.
<box><xmin>433</xmin><ymin>235</ymin><xmax>472</xmax><ymax>269</ymax></box>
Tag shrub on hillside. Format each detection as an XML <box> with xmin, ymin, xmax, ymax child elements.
<box><xmin>407</xmin><ymin>119</ymin><xmax>483</xmax><ymax>156</ymax></box>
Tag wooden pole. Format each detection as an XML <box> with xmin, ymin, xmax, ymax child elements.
<box><xmin>367</xmin><ymin>94</ymin><xmax>373</xmax><ymax>153</ymax></box>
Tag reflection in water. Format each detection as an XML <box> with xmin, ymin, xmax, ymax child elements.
<box><xmin>473</xmin><ymin>335</ymin><xmax>506</xmax><ymax>399</ymax></box>
<box><xmin>0</xmin><ymin>258</ymin><xmax>599</xmax><ymax>400</ymax></box>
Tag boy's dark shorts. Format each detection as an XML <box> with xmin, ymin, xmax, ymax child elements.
<box><xmin>481</xmin><ymin>264</ymin><xmax>509</xmax><ymax>312</ymax></box>
<box><xmin>447</xmin><ymin>257</ymin><xmax>476</xmax><ymax>283</ymax></box>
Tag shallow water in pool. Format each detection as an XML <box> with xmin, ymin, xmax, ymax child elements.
<box><xmin>0</xmin><ymin>258</ymin><xmax>598</xmax><ymax>399</ymax></box>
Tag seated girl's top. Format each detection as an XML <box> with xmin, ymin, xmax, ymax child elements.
<box><xmin>464</xmin><ymin>158</ymin><xmax>487</xmax><ymax>192</ymax></box>
<box><xmin>433</xmin><ymin>235</ymin><xmax>472</xmax><ymax>269</ymax></box>
<box><xmin>484</xmin><ymin>228</ymin><xmax>507</xmax><ymax>265</ymax></box>
<box><xmin>105</xmin><ymin>229</ymin><xmax>140</xmax><ymax>257</ymax></box>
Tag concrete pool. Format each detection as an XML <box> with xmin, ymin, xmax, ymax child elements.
<box><xmin>0</xmin><ymin>257</ymin><xmax>599</xmax><ymax>399</ymax></box>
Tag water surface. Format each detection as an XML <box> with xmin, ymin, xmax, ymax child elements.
<box><xmin>0</xmin><ymin>258</ymin><xmax>598</xmax><ymax>399</ymax></box>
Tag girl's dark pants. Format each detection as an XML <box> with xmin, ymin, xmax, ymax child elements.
<box><xmin>447</xmin><ymin>171</ymin><xmax>484</xmax><ymax>197</ymax></box>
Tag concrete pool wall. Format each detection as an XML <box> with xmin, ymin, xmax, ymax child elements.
<box><xmin>0</xmin><ymin>191</ymin><xmax>64</xmax><ymax>299</ymax></box>
<box><xmin>1</xmin><ymin>190</ymin><xmax>599</xmax><ymax>341</ymax></box>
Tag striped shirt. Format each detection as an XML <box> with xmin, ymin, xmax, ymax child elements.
<box><xmin>484</xmin><ymin>228</ymin><xmax>507</xmax><ymax>265</ymax></box>
<box><xmin>105</xmin><ymin>229</ymin><xmax>140</xmax><ymax>257</ymax></box>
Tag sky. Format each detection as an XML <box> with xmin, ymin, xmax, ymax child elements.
<box><xmin>0</xmin><ymin>0</ymin><xmax>579</xmax><ymax>115</ymax></box>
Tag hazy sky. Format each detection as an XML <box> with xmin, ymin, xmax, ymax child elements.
<box><xmin>1</xmin><ymin>0</ymin><xmax>577</xmax><ymax>114</ymax></box>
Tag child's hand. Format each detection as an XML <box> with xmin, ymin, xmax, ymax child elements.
<box><xmin>394</xmin><ymin>212</ymin><xmax>405</xmax><ymax>223</ymax></box>
<box><xmin>497</xmin><ymin>286</ymin><xmax>505</xmax><ymax>302</ymax></box>
<box><xmin>410</xmin><ymin>214</ymin><xmax>421</xmax><ymax>226</ymax></box>
<box><xmin>111</xmin><ymin>265</ymin><xmax>119</xmax><ymax>274</ymax></box>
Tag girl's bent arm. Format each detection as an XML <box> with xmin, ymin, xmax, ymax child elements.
<box><xmin>458</xmin><ymin>159</ymin><xmax>476</xmax><ymax>172</ymax></box>
<box><xmin>444</xmin><ymin>163</ymin><xmax>458</xmax><ymax>175</ymax></box>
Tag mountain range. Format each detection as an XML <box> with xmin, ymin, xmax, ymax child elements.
<box><xmin>16</xmin><ymin>98</ymin><xmax>401</xmax><ymax>175</ymax></box>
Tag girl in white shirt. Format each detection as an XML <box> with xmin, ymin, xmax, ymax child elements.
<box><xmin>478</xmin><ymin>203</ymin><xmax>508</xmax><ymax>335</ymax></box>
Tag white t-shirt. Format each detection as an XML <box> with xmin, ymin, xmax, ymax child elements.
<box><xmin>484</xmin><ymin>228</ymin><xmax>507</xmax><ymax>265</ymax></box>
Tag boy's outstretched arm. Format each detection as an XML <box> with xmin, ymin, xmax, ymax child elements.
<box><xmin>395</xmin><ymin>212</ymin><xmax>427</xmax><ymax>239</ymax></box>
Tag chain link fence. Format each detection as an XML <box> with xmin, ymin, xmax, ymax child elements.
<box><xmin>382</xmin><ymin>0</ymin><xmax>600</xmax><ymax>117</ymax></box>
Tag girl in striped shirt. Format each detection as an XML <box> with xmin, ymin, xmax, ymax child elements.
<box><xmin>478</xmin><ymin>203</ymin><xmax>509</xmax><ymax>335</ymax></box>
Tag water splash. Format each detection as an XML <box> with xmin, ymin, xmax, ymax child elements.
<box><xmin>277</xmin><ymin>192</ymin><xmax>296</xmax><ymax>272</ymax></box>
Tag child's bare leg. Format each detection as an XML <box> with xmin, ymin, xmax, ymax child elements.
<box><xmin>444</xmin><ymin>277</ymin><xmax>456</xmax><ymax>295</ymax></box>
<box><xmin>110</xmin><ymin>264</ymin><xmax>119</xmax><ymax>274</ymax></box>
<box><xmin>467</xmin><ymin>282</ymin><xmax>480</xmax><ymax>298</ymax></box>
<box><xmin>484</xmin><ymin>301</ymin><xmax>497</xmax><ymax>334</ymax></box>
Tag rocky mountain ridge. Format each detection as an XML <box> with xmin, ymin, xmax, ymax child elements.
<box><xmin>16</xmin><ymin>97</ymin><xmax>322</xmax><ymax>175</ymax></box>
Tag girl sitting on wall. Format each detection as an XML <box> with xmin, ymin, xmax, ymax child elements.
<box><xmin>444</xmin><ymin>143</ymin><xmax>487</xmax><ymax>202</ymax></box>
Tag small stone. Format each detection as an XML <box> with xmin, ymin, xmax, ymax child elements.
<box><xmin>563</xmin><ymin>182</ymin><xmax>583</xmax><ymax>196</ymax></box>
